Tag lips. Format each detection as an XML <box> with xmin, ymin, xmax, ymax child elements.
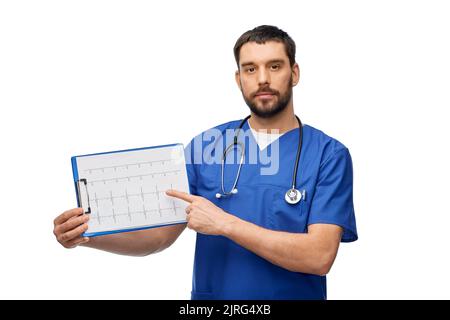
<box><xmin>254</xmin><ymin>92</ymin><xmax>276</xmax><ymax>99</ymax></box>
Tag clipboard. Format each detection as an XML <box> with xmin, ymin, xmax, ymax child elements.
<box><xmin>71</xmin><ymin>143</ymin><xmax>189</xmax><ymax>237</ymax></box>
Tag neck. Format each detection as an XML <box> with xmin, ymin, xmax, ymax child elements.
<box><xmin>248</xmin><ymin>103</ymin><xmax>298</xmax><ymax>134</ymax></box>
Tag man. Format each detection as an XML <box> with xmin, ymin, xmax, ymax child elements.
<box><xmin>53</xmin><ymin>25</ymin><xmax>357</xmax><ymax>299</ymax></box>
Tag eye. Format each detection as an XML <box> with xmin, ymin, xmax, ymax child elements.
<box><xmin>270</xmin><ymin>64</ymin><xmax>280</xmax><ymax>71</ymax></box>
<box><xmin>246</xmin><ymin>67</ymin><xmax>256</xmax><ymax>74</ymax></box>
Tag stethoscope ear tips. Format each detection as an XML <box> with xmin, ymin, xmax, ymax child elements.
<box><xmin>216</xmin><ymin>188</ymin><xmax>238</xmax><ymax>199</ymax></box>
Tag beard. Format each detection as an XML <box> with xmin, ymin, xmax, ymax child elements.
<box><xmin>241</xmin><ymin>77</ymin><xmax>293</xmax><ymax>119</ymax></box>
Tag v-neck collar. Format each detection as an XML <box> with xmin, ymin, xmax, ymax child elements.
<box><xmin>242</xmin><ymin>120</ymin><xmax>302</xmax><ymax>152</ymax></box>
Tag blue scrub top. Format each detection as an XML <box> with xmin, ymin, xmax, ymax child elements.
<box><xmin>184</xmin><ymin>120</ymin><xmax>358</xmax><ymax>300</ymax></box>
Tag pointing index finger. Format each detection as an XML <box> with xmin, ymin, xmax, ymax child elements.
<box><xmin>165</xmin><ymin>189</ymin><xmax>195</xmax><ymax>203</ymax></box>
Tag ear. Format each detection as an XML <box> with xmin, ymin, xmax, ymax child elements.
<box><xmin>292</xmin><ymin>63</ymin><xmax>300</xmax><ymax>87</ymax></box>
<box><xmin>235</xmin><ymin>70</ymin><xmax>242</xmax><ymax>90</ymax></box>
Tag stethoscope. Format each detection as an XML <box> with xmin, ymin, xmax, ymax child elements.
<box><xmin>216</xmin><ymin>115</ymin><xmax>305</xmax><ymax>205</ymax></box>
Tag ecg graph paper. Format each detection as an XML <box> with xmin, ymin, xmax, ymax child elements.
<box><xmin>73</xmin><ymin>144</ymin><xmax>189</xmax><ymax>236</ymax></box>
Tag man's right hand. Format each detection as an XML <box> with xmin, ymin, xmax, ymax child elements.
<box><xmin>53</xmin><ymin>207</ymin><xmax>186</xmax><ymax>255</ymax></box>
<box><xmin>53</xmin><ymin>208</ymin><xmax>90</xmax><ymax>249</ymax></box>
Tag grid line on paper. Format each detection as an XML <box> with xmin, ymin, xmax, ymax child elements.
<box><xmin>87</xmin><ymin>169</ymin><xmax>181</xmax><ymax>184</ymax></box>
<box><xmin>83</xmin><ymin>158</ymin><xmax>174</xmax><ymax>173</ymax></box>
<box><xmin>141</xmin><ymin>187</ymin><xmax>147</xmax><ymax>219</ymax></box>
<box><xmin>110</xmin><ymin>190</ymin><xmax>116</xmax><ymax>223</ymax></box>
<box><xmin>170</xmin><ymin>183</ymin><xmax>177</xmax><ymax>216</ymax></box>
<box><xmin>91</xmin><ymin>207</ymin><xmax>184</xmax><ymax>222</ymax></box>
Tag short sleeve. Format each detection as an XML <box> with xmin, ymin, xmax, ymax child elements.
<box><xmin>308</xmin><ymin>148</ymin><xmax>358</xmax><ymax>242</ymax></box>
<box><xmin>184</xmin><ymin>140</ymin><xmax>198</xmax><ymax>196</ymax></box>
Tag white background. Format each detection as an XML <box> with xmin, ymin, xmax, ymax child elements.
<box><xmin>1</xmin><ymin>0</ymin><xmax>449</xmax><ymax>299</ymax></box>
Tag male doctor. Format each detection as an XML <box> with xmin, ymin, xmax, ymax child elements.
<box><xmin>53</xmin><ymin>25</ymin><xmax>357</xmax><ymax>299</ymax></box>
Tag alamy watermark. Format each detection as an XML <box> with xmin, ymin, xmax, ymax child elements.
<box><xmin>184</xmin><ymin>127</ymin><xmax>281</xmax><ymax>176</ymax></box>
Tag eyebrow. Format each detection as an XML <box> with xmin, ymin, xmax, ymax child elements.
<box><xmin>240</xmin><ymin>59</ymin><xmax>286</xmax><ymax>68</ymax></box>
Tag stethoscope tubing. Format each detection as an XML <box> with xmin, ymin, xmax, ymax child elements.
<box><xmin>217</xmin><ymin>115</ymin><xmax>303</xmax><ymax>204</ymax></box>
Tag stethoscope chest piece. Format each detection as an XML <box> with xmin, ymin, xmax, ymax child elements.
<box><xmin>285</xmin><ymin>188</ymin><xmax>302</xmax><ymax>205</ymax></box>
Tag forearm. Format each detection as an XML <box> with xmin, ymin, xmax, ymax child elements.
<box><xmin>221</xmin><ymin>216</ymin><xmax>337</xmax><ymax>275</ymax></box>
<box><xmin>164</xmin><ymin>190</ymin><xmax>340</xmax><ymax>275</ymax></box>
<box><xmin>81</xmin><ymin>224</ymin><xmax>184</xmax><ymax>257</ymax></box>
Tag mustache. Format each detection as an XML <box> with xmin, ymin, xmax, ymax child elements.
<box><xmin>252</xmin><ymin>87</ymin><xmax>280</xmax><ymax>98</ymax></box>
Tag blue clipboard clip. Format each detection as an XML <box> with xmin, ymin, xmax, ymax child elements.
<box><xmin>76</xmin><ymin>178</ymin><xmax>91</xmax><ymax>214</ymax></box>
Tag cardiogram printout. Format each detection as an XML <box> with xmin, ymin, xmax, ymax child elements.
<box><xmin>71</xmin><ymin>144</ymin><xmax>189</xmax><ymax>237</ymax></box>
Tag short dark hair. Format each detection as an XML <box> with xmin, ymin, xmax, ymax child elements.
<box><xmin>233</xmin><ymin>25</ymin><xmax>296</xmax><ymax>68</ymax></box>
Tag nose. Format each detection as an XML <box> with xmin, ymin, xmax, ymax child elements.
<box><xmin>258</xmin><ymin>68</ymin><xmax>270</xmax><ymax>86</ymax></box>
